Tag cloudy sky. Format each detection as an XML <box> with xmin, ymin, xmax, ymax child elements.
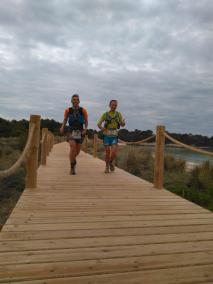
<box><xmin>0</xmin><ymin>0</ymin><xmax>212</xmax><ymax>135</ymax></box>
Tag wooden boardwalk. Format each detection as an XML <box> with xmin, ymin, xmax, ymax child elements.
<box><xmin>0</xmin><ymin>142</ymin><xmax>213</xmax><ymax>283</ymax></box>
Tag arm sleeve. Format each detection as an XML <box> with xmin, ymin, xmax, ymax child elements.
<box><xmin>119</xmin><ymin>112</ymin><xmax>124</xmax><ymax>122</ymax></box>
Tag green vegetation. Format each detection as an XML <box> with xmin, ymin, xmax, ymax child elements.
<box><xmin>0</xmin><ymin>117</ymin><xmax>61</xmax><ymax>137</ymax></box>
<box><xmin>116</xmin><ymin>146</ymin><xmax>154</xmax><ymax>182</ymax></box>
<box><xmin>1</xmin><ymin>116</ymin><xmax>213</xmax><ymax>146</ymax></box>
<box><xmin>164</xmin><ymin>162</ymin><xmax>213</xmax><ymax>211</ymax></box>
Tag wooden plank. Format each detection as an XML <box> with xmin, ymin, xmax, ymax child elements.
<box><xmin>0</xmin><ymin>252</ymin><xmax>213</xmax><ymax>282</ymax></box>
<box><xmin>0</xmin><ymin>142</ymin><xmax>212</xmax><ymax>283</ymax></box>
<box><xmin>8</xmin><ymin>211</ymin><xmax>208</xmax><ymax>222</ymax></box>
<box><xmin>2</xmin><ymin>224</ymin><xmax>213</xmax><ymax>241</ymax></box>
<box><xmin>12</xmin><ymin>204</ymin><xmax>204</xmax><ymax>210</ymax></box>
<box><xmin>3</xmin><ymin>218</ymin><xmax>213</xmax><ymax>232</ymax></box>
<box><xmin>9</xmin><ymin>264</ymin><xmax>213</xmax><ymax>284</ymax></box>
<box><xmin>0</xmin><ymin>237</ymin><xmax>213</xmax><ymax>254</ymax></box>
<box><xmin>6</xmin><ymin>213</ymin><xmax>213</xmax><ymax>225</ymax></box>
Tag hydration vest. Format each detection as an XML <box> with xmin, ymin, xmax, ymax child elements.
<box><xmin>68</xmin><ymin>107</ymin><xmax>85</xmax><ymax>130</ymax></box>
<box><xmin>104</xmin><ymin>111</ymin><xmax>120</xmax><ymax>129</ymax></box>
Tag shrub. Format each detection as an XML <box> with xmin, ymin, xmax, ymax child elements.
<box><xmin>116</xmin><ymin>146</ymin><xmax>154</xmax><ymax>180</ymax></box>
<box><xmin>189</xmin><ymin>161</ymin><xmax>213</xmax><ymax>195</ymax></box>
<box><xmin>0</xmin><ymin>138</ymin><xmax>26</xmax><ymax>229</ymax></box>
<box><xmin>164</xmin><ymin>154</ymin><xmax>186</xmax><ymax>172</ymax></box>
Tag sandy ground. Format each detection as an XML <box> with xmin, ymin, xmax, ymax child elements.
<box><xmin>186</xmin><ymin>161</ymin><xmax>199</xmax><ymax>171</ymax></box>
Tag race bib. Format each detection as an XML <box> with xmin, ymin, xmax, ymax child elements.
<box><xmin>107</xmin><ymin>129</ymin><xmax>118</xmax><ymax>136</ymax></box>
<box><xmin>71</xmin><ymin>130</ymin><xmax>82</xmax><ymax>139</ymax></box>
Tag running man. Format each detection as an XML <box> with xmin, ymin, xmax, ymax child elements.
<box><xmin>60</xmin><ymin>94</ymin><xmax>88</xmax><ymax>175</ymax></box>
<box><xmin>97</xmin><ymin>100</ymin><xmax>125</xmax><ymax>173</ymax></box>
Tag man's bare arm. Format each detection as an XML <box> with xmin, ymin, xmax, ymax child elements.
<box><xmin>84</xmin><ymin>118</ymin><xmax>88</xmax><ymax>130</ymax></box>
<box><xmin>97</xmin><ymin>122</ymin><xmax>102</xmax><ymax>129</ymax></box>
<box><xmin>60</xmin><ymin>117</ymin><xmax>68</xmax><ymax>134</ymax></box>
<box><xmin>82</xmin><ymin>118</ymin><xmax>88</xmax><ymax>136</ymax></box>
<box><xmin>120</xmin><ymin>119</ymin><xmax>125</xmax><ymax>127</ymax></box>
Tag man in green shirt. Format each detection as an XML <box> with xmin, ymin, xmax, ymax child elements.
<box><xmin>97</xmin><ymin>100</ymin><xmax>125</xmax><ymax>173</ymax></box>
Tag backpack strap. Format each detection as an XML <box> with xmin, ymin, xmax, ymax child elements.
<box><xmin>69</xmin><ymin>107</ymin><xmax>83</xmax><ymax>115</ymax></box>
<box><xmin>79</xmin><ymin>107</ymin><xmax>83</xmax><ymax>115</ymax></box>
<box><xmin>104</xmin><ymin>111</ymin><xmax>120</xmax><ymax>128</ymax></box>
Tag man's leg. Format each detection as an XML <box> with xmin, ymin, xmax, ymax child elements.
<box><xmin>109</xmin><ymin>143</ymin><xmax>118</xmax><ymax>172</ymax></box>
<box><xmin>76</xmin><ymin>143</ymin><xmax>81</xmax><ymax>156</ymax></box>
<box><xmin>69</xmin><ymin>140</ymin><xmax>77</xmax><ymax>174</ymax></box>
<box><xmin>104</xmin><ymin>146</ymin><xmax>110</xmax><ymax>173</ymax></box>
<box><xmin>73</xmin><ymin>142</ymin><xmax>81</xmax><ymax>170</ymax></box>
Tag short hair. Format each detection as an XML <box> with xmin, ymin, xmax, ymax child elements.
<box><xmin>71</xmin><ymin>94</ymin><xmax>80</xmax><ymax>101</ymax></box>
<box><xmin>109</xmin><ymin>99</ymin><xmax>117</xmax><ymax>106</ymax></box>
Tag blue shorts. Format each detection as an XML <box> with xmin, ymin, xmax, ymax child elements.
<box><xmin>103</xmin><ymin>136</ymin><xmax>118</xmax><ymax>147</ymax></box>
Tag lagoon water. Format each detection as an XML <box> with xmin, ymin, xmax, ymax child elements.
<box><xmin>165</xmin><ymin>147</ymin><xmax>213</xmax><ymax>165</ymax></box>
<box><xmin>137</xmin><ymin>145</ymin><xmax>213</xmax><ymax>165</ymax></box>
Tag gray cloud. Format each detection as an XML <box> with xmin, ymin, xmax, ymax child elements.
<box><xmin>0</xmin><ymin>0</ymin><xmax>212</xmax><ymax>135</ymax></box>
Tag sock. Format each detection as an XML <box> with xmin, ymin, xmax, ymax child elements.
<box><xmin>71</xmin><ymin>162</ymin><xmax>75</xmax><ymax>168</ymax></box>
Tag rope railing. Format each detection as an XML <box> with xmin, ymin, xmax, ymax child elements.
<box><xmin>80</xmin><ymin>126</ymin><xmax>213</xmax><ymax>191</ymax></box>
<box><xmin>153</xmin><ymin>126</ymin><xmax>213</xmax><ymax>190</ymax></box>
<box><xmin>118</xmin><ymin>135</ymin><xmax>155</xmax><ymax>145</ymax></box>
<box><xmin>0</xmin><ymin>115</ymin><xmax>55</xmax><ymax>188</ymax></box>
<box><xmin>0</xmin><ymin>123</ymin><xmax>36</xmax><ymax>179</ymax></box>
<box><xmin>87</xmin><ymin>133</ymin><xmax>156</xmax><ymax>159</ymax></box>
<box><xmin>164</xmin><ymin>132</ymin><xmax>213</xmax><ymax>157</ymax></box>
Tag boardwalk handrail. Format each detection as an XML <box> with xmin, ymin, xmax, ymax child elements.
<box><xmin>41</xmin><ymin>128</ymin><xmax>48</xmax><ymax>166</ymax></box>
<box><xmin>0</xmin><ymin>115</ymin><xmax>55</xmax><ymax>188</ymax></box>
<box><xmin>154</xmin><ymin>126</ymin><xmax>213</xmax><ymax>189</ymax></box>
<box><xmin>41</xmin><ymin>131</ymin><xmax>46</xmax><ymax>144</ymax></box>
<box><xmin>154</xmin><ymin>126</ymin><xmax>165</xmax><ymax>189</ymax></box>
<box><xmin>165</xmin><ymin>132</ymin><xmax>213</xmax><ymax>157</ymax></box>
<box><xmin>90</xmin><ymin>134</ymin><xmax>155</xmax><ymax>158</ymax></box>
<box><xmin>0</xmin><ymin>123</ymin><xmax>36</xmax><ymax>179</ymax></box>
<box><xmin>82</xmin><ymin>126</ymin><xmax>213</xmax><ymax>191</ymax></box>
<box><xmin>93</xmin><ymin>134</ymin><xmax>98</xmax><ymax>158</ymax></box>
<box><xmin>119</xmin><ymin>135</ymin><xmax>155</xmax><ymax>145</ymax></box>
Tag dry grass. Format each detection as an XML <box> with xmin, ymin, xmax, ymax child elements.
<box><xmin>0</xmin><ymin>138</ymin><xmax>25</xmax><ymax>230</ymax></box>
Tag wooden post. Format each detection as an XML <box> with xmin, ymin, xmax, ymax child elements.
<box><xmin>50</xmin><ymin>133</ymin><xmax>53</xmax><ymax>151</ymax></box>
<box><xmin>154</xmin><ymin>125</ymin><xmax>165</xmax><ymax>189</ymax></box>
<box><xmin>26</xmin><ymin>115</ymin><xmax>41</xmax><ymax>188</ymax></box>
<box><xmin>47</xmin><ymin>132</ymin><xmax>50</xmax><ymax>156</ymax></box>
<box><xmin>41</xmin><ymin>128</ymin><xmax>48</xmax><ymax>165</ymax></box>
<box><xmin>52</xmin><ymin>134</ymin><xmax>54</xmax><ymax>147</ymax></box>
<box><xmin>93</xmin><ymin>134</ymin><xmax>98</xmax><ymax>158</ymax></box>
<box><xmin>52</xmin><ymin>134</ymin><xmax>54</xmax><ymax>149</ymax></box>
<box><xmin>44</xmin><ymin>129</ymin><xmax>49</xmax><ymax>159</ymax></box>
<box><xmin>85</xmin><ymin>135</ymin><xmax>88</xmax><ymax>153</ymax></box>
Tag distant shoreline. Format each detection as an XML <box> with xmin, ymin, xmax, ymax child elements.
<box><xmin>119</xmin><ymin>142</ymin><xmax>213</xmax><ymax>150</ymax></box>
<box><xmin>119</xmin><ymin>142</ymin><xmax>185</xmax><ymax>148</ymax></box>
<box><xmin>118</xmin><ymin>143</ymin><xmax>212</xmax><ymax>170</ymax></box>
